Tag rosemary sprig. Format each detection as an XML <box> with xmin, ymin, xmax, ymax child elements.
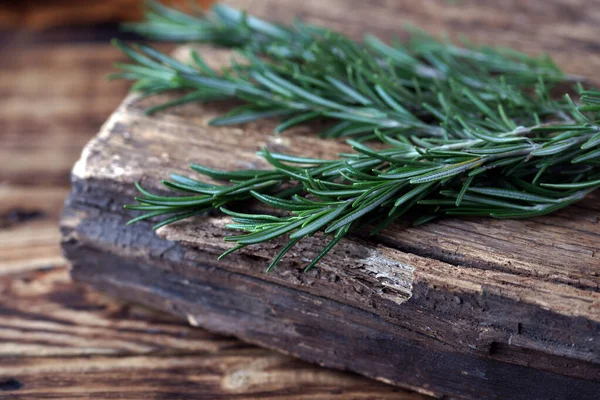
<box><xmin>114</xmin><ymin>2</ymin><xmax>574</xmax><ymax>138</ymax></box>
<box><xmin>117</xmin><ymin>2</ymin><xmax>600</xmax><ymax>271</ymax></box>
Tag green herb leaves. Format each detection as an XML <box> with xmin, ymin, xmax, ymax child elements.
<box><xmin>120</xmin><ymin>2</ymin><xmax>599</xmax><ymax>272</ymax></box>
<box><xmin>126</xmin><ymin>124</ymin><xmax>599</xmax><ymax>271</ymax></box>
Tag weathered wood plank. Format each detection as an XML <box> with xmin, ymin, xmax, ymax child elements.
<box><xmin>59</xmin><ymin>1</ymin><xmax>600</xmax><ymax>396</ymax></box>
<box><xmin>60</xmin><ymin>56</ymin><xmax>600</xmax><ymax>400</ymax></box>
<box><xmin>68</xmin><ymin>250</ymin><xmax>599</xmax><ymax>399</ymax></box>
<box><xmin>71</xmin><ymin>84</ymin><xmax>600</xmax><ymax>321</ymax></box>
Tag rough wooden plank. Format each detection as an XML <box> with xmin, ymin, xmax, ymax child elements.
<box><xmin>59</xmin><ymin>1</ymin><xmax>600</xmax><ymax>395</ymax></box>
<box><xmin>63</xmin><ymin>245</ymin><xmax>600</xmax><ymax>399</ymax></box>
<box><xmin>0</xmin><ymin>267</ymin><xmax>418</xmax><ymax>399</ymax></box>
<box><xmin>71</xmin><ymin>82</ymin><xmax>600</xmax><ymax>322</ymax></box>
<box><xmin>60</xmin><ymin>60</ymin><xmax>600</xmax><ymax>400</ymax></box>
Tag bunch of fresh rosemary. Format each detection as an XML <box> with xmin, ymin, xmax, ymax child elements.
<box><xmin>114</xmin><ymin>1</ymin><xmax>600</xmax><ymax>272</ymax></box>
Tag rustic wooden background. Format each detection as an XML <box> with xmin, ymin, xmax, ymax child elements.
<box><xmin>2</xmin><ymin>0</ymin><xmax>599</xmax><ymax>398</ymax></box>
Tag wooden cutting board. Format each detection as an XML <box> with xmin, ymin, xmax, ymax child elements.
<box><xmin>60</xmin><ymin>1</ymin><xmax>600</xmax><ymax>398</ymax></box>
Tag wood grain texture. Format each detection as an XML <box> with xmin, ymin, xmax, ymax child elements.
<box><xmin>61</xmin><ymin>45</ymin><xmax>600</xmax><ymax>400</ymax></box>
<box><xmin>0</xmin><ymin>268</ymin><xmax>417</xmax><ymax>399</ymax></box>
<box><xmin>1</xmin><ymin>38</ymin><xmax>418</xmax><ymax>398</ymax></box>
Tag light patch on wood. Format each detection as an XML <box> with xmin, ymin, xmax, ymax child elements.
<box><xmin>363</xmin><ymin>249</ymin><xmax>414</xmax><ymax>302</ymax></box>
<box><xmin>72</xmin><ymin>108</ymin><xmax>123</xmax><ymax>180</ymax></box>
<box><xmin>187</xmin><ymin>313</ymin><xmax>200</xmax><ymax>327</ymax></box>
